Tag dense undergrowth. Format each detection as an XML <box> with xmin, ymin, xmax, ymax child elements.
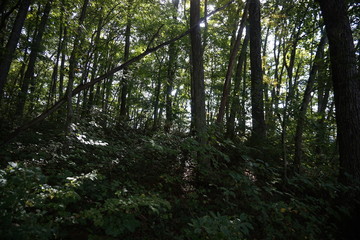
<box><xmin>0</xmin><ymin>119</ymin><xmax>359</xmax><ymax>240</ymax></box>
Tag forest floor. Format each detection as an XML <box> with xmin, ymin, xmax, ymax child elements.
<box><xmin>0</xmin><ymin>119</ymin><xmax>359</xmax><ymax>240</ymax></box>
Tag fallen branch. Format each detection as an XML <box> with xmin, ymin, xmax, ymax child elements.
<box><xmin>1</xmin><ymin>0</ymin><xmax>234</xmax><ymax>146</ymax></box>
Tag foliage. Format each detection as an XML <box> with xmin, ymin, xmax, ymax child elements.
<box><xmin>1</xmin><ymin>120</ymin><xmax>359</xmax><ymax>239</ymax></box>
<box><xmin>185</xmin><ymin>212</ymin><xmax>253</xmax><ymax>240</ymax></box>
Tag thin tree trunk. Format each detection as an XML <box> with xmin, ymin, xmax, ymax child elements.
<box><xmin>293</xmin><ymin>34</ymin><xmax>327</xmax><ymax>173</ymax></box>
<box><xmin>48</xmin><ymin>12</ymin><xmax>64</xmax><ymax>107</ymax></box>
<box><xmin>153</xmin><ymin>61</ymin><xmax>163</xmax><ymax>131</ymax></box>
<box><xmin>164</xmin><ymin>0</ymin><xmax>179</xmax><ymax>133</ymax></box>
<box><xmin>15</xmin><ymin>0</ymin><xmax>52</xmax><ymax>117</ymax></box>
<box><xmin>280</xmin><ymin>25</ymin><xmax>302</xmax><ymax>178</ymax></box>
<box><xmin>217</xmin><ymin>1</ymin><xmax>248</xmax><ymax>125</ymax></box>
<box><xmin>59</xmin><ymin>27</ymin><xmax>67</xmax><ymax>102</ymax></box>
<box><xmin>65</xmin><ymin>0</ymin><xmax>89</xmax><ymax>140</ymax></box>
<box><xmin>119</xmin><ymin>1</ymin><xmax>132</xmax><ymax>121</ymax></box>
<box><xmin>262</xmin><ymin>25</ymin><xmax>271</xmax><ymax>124</ymax></box>
<box><xmin>315</xmin><ymin>73</ymin><xmax>331</xmax><ymax>155</ymax></box>
<box><xmin>86</xmin><ymin>13</ymin><xmax>103</xmax><ymax>113</ymax></box>
<box><xmin>240</xmin><ymin>48</ymin><xmax>247</xmax><ymax>135</ymax></box>
<box><xmin>164</xmin><ymin>40</ymin><xmax>178</xmax><ymax>132</ymax></box>
<box><xmin>226</xmin><ymin>28</ymin><xmax>249</xmax><ymax>139</ymax></box>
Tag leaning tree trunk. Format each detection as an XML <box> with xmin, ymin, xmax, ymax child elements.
<box><xmin>216</xmin><ymin>1</ymin><xmax>248</xmax><ymax>125</ymax></box>
<box><xmin>0</xmin><ymin>0</ymin><xmax>31</xmax><ymax>100</ymax></box>
<box><xmin>317</xmin><ymin>0</ymin><xmax>360</xmax><ymax>183</ymax></box>
<box><xmin>0</xmin><ymin>0</ymin><xmax>21</xmax><ymax>47</ymax></box>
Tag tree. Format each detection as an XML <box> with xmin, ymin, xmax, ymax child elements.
<box><xmin>189</xmin><ymin>0</ymin><xmax>207</xmax><ymax>144</ymax></box>
<box><xmin>119</xmin><ymin>0</ymin><xmax>133</xmax><ymax>121</ymax></box>
<box><xmin>293</xmin><ymin>34</ymin><xmax>327</xmax><ymax>173</ymax></box>
<box><xmin>65</xmin><ymin>0</ymin><xmax>89</xmax><ymax>140</ymax></box>
<box><xmin>164</xmin><ymin>0</ymin><xmax>179</xmax><ymax>133</ymax></box>
<box><xmin>216</xmin><ymin>1</ymin><xmax>248</xmax><ymax>125</ymax></box>
<box><xmin>226</xmin><ymin>26</ymin><xmax>249</xmax><ymax>139</ymax></box>
<box><xmin>15</xmin><ymin>0</ymin><xmax>53</xmax><ymax>118</ymax></box>
<box><xmin>0</xmin><ymin>0</ymin><xmax>31</xmax><ymax>100</ymax></box>
<box><xmin>249</xmin><ymin>0</ymin><xmax>266</xmax><ymax>141</ymax></box>
<box><xmin>317</xmin><ymin>0</ymin><xmax>360</xmax><ymax>183</ymax></box>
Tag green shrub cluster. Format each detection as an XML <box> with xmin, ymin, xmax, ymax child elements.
<box><xmin>0</xmin><ymin>121</ymin><xmax>359</xmax><ymax>239</ymax></box>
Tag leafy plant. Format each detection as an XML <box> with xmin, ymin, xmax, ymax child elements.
<box><xmin>185</xmin><ymin>212</ymin><xmax>253</xmax><ymax>240</ymax></box>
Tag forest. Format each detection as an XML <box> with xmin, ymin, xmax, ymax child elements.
<box><xmin>0</xmin><ymin>0</ymin><xmax>359</xmax><ymax>239</ymax></box>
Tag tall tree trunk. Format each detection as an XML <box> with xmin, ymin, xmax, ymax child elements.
<box><xmin>262</xmin><ymin>25</ymin><xmax>271</xmax><ymax>125</ymax></box>
<box><xmin>280</xmin><ymin>24</ymin><xmax>302</xmax><ymax>178</ymax></box>
<box><xmin>59</xmin><ymin>26</ymin><xmax>67</xmax><ymax>101</ymax></box>
<box><xmin>240</xmin><ymin>47</ymin><xmax>248</xmax><ymax>135</ymax></box>
<box><xmin>86</xmin><ymin>13</ymin><xmax>103</xmax><ymax>114</ymax></box>
<box><xmin>293</xmin><ymin>34</ymin><xmax>327</xmax><ymax>173</ymax></box>
<box><xmin>0</xmin><ymin>0</ymin><xmax>31</xmax><ymax>100</ymax></box>
<box><xmin>15</xmin><ymin>0</ymin><xmax>52</xmax><ymax>117</ymax></box>
<box><xmin>119</xmin><ymin>1</ymin><xmax>132</xmax><ymax>121</ymax></box>
<box><xmin>164</xmin><ymin>40</ymin><xmax>177</xmax><ymax>133</ymax></box>
<box><xmin>315</xmin><ymin>72</ymin><xmax>331</xmax><ymax>156</ymax></box>
<box><xmin>152</xmin><ymin>60</ymin><xmax>163</xmax><ymax>131</ymax></box>
<box><xmin>249</xmin><ymin>0</ymin><xmax>266</xmax><ymax>141</ymax></box>
<box><xmin>118</xmin><ymin>25</ymin><xmax>131</xmax><ymax>119</ymax></box>
<box><xmin>164</xmin><ymin>0</ymin><xmax>179</xmax><ymax>133</ymax></box>
<box><xmin>48</xmin><ymin>10</ymin><xmax>64</xmax><ymax>107</ymax></box>
<box><xmin>65</xmin><ymin>0</ymin><xmax>89</xmax><ymax>140</ymax></box>
<box><xmin>190</xmin><ymin>0</ymin><xmax>207</xmax><ymax>167</ymax></box>
<box><xmin>226</xmin><ymin>28</ymin><xmax>249</xmax><ymax>139</ymax></box>
<box><xmin>217</xmin><ymin>1</ymin><xmax>248</xmax><ymax>125</ymax></box>
<box><xmin>318</xmin><ymin>0</ymin><xmax>360</xmax><ymax>183</ymax></box>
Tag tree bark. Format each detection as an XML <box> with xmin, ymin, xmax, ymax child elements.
<box><xmin>190</xmin><ymin>0</ymin><xmax>208</xmax><ymax>170</ymax></box>
<box><xmin>0</xmin><ymin>0</ymin><xmax>31</xmax><ymax>100</ymax></box>
<box><xmin>249</xmin><ymin>0</ymin><xmax>266</xmax><ymax>141</ymax></box>
<box><xmin>318</xmin><ymin>0</ymin><xmax>360</xmax><ymax>183</ymax></box>
<box><xmin>0</xmin><ymin>0</ymin><xmax>21</xmax><ymax>48</ymax></box>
